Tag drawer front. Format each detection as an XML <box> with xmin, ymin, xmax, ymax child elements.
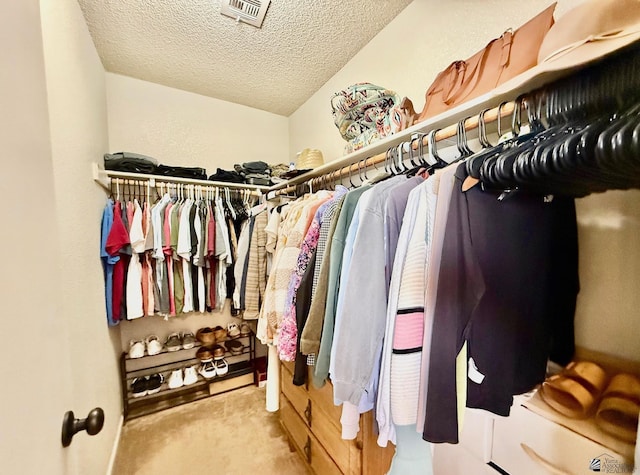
<box><xmin>282</xmin><ymin>360</ymin><xmax>295</xmax><ymax>375</ymax></box>
<box><xmin>307</xmin><ymin>376</ymin><xmax>343</xmax><ymax>429</ymax></box>
<box><xmin>492</xmin><ymin>404</ymin><xmax>634</xmax><ymax>475</ymax></box>
<box><xmin>280</xmin><ymin>396</ymin><xmax>310</xmax><ymax>454</ymax></box>
<box><xmin>281</xmin><ymin>397</ymin><xmax>343</xmax><ymax>475</ymax></box>
<box><xmin>281</xmin><ymin>365</ymin><xmax>311</xmax><ymax>425</ymax></box>
<box><xmin>433</xmin><ymin>444</ymin><xmax>499</xmax><ymax>475</ymax></box>
<box><xmin>360</xmin><ymin>411</ymin><xmax>394</xmax><ymax>475</ymax></box>
<box><xmin>282</xmin><ymin>365</ymin><xmax>354</xmax><ymax>473</ymax></box>
<box><xmin>311</xmin><ymin>402</ymin><xmax>353</xmax><ymax>474</ymax></box>
<box><xmin>309</xmin><ymin>433</ymin><xmax>344</xmax><ymax>475</ymax></box>
<box><xmin>458</xmin><ymin>408</ymin><xmax>492</xmax><ymax>462</ymax></box>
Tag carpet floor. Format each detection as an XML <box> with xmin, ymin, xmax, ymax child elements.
<box><xmin>113</xmin><ymin>385</ymin><xmax>309</xmax><ymax>475</ymax></box>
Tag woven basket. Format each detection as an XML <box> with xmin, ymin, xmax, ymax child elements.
<box><xmin>296</xmin><ymin>148</ymin><xmax>324</xmax><ymax>170</ymax></box>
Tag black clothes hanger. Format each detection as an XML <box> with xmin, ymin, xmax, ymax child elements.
<box><xmin>458</xmin><ymin>118</ymin><xmax>475</xmax><ymax>157</ymax></box>
<box><xmin>473</xmin><ymin>42</ymin><xmax>640</xmax><ymax>197</ymax></box>
<box><xmin>466</xmin><ymin>100</ymin><xmax>521</xmax><ymax>180</ymax></box>
<box><xmin>406</xmin><ymin>138</ymin><xmax>421</xmax><ymax>169</ymax></box>
<box><xmin>348</xmin><ymin>163</ymin><xmax>357</xmax><ymax>188</ymax></box>
<box><xmin>473</xmin><ymin>96</ymin><xmax>531</xmax><ymax>186</ymax></box>
<box><xmin>394</xmin><ymin>144</ymin><xmax>407</xmax><ymax>174</ymax></box>
<box><xmin>402</xmin><ymin>135</ymin><xmax>428</xmax><ymax>177</ymax></box>
<box><xmin>477</xmin><ymin>109</ymin><xmax>493</xmax><ymax>149</ymax></box>
<box><xmin>425</xmin><ymin>129</ymin><xmax>449</xmax><ymax>174</ymax></box>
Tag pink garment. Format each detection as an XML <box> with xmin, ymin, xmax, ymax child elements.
<box><xmin>278</xmin><ymin>202</ymin><xmax>327</xmax><ymax>361</ymax></box>
<box><xmin>392</xmin><ymin>311</ymin><xmax>425</xmax><ymax>349</ymax></box>
<box><xmin>126</xmin><ymin>201</ymin><xmax>135</xmax><ymax>231</ymax></box>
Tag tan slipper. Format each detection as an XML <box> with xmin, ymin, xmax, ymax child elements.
<box><xmin>540</xmin><ymin>361</ymin><xmax>608</xmax><ymax>419</ymax></box>
<box><xmin>595</xmin><ymin>373</ymin><xmax>640</xmax><ymax>443</ymax></box>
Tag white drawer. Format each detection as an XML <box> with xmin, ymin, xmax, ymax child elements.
<box><xmin>491</xmin><ymin>403</ymin><xmax>634</xmax><ymax>475</ymax></box>
<box><xmin>458</xmin><ymin>408</ymin><xmax>493</xmax><ymax>461</ymax></box>
<box><xmin>433</xmin><ymin>444</ymin><xmax>498</xmax><ymax>475</ymax></box>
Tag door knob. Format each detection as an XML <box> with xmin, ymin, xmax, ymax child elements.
<box><xmin>61</xmin><ymin>407</ymin><xmax>104</xmax><ymax>447</ymax></box>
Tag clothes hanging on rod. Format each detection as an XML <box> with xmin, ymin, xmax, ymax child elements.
<box><xmin>99</xmin><ymin>180</ymin><xmax>260</xmax><ymax>324</ymax></box>
<box><xmin>249</xmin><ymin>41</ymin><xmax>640</xmax><ymax>468</ymax></box>
<box><xmin>423</xmin><ymin>163</ymin><xmax>578</xmax><ymax>444</ymax></box>
<box><xmin>257</xmin><ymin>189</ymin><xmax>334</xmax><ymax>345</ymax></box>
<box><xmin>232</xmin><ymin>202</ymin><xmax>268</xmax><ymax>319</ymax></box>
<box><xmin>279</xmin><ymin>186</ymin><xmax>348</xmax><ymax>363</ymax></box>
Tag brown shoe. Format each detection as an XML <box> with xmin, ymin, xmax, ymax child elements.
<box><xmin>213</xmin><ymin>326</ymin><xmax>227</xmax><ymax>342</ymax></box>
<box><xmin>196</xmin><ymin>346</ymin><xmax>214</xmax><ymax>361</ymax></box>
<box><xmin>212</xmin><ymin>344</ymin><xmax>226</xmax><ymax>360</ymax></box>
<box><xmin>196</xmin><ymin>327</ymin><xmax>215</xmax><ymax>346</ymax></box>
<box><xmin>225</xmin><ymin>339</ymin><xmax>245</xmax><ymax>356</ymax></box>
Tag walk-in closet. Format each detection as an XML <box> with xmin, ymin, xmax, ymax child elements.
<box><xmin>3</xmin><ymin>1</ymin><xmax>640</xmax><ymax>474</ymax></box>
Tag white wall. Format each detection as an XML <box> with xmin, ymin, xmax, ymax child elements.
<box><xmin>574</xmin><ymin>192</ymin><xmax>640</xmax><ymax>362</ymax></box>
<box><xmin>40</xmin><ymin>0</ymin><xmax>122</xmax><ymax>473</ymax></box>
<box><xmin>0</xmin><ymin>2</ymin><xmax>72</xmax><ymax>474</ymax></box>
<box><xmin>288</xmin><ymin>0</ymin><xmax>639</xmax><ymax>363</ymax></box>
<box><xmin>289</xmin><ymin>0</ymin><xmax>582</xmax><ymax>161</ymax></box>
<box><xmin>106</xmin><ymin>73</ymin><xmax>290</xmax><ymax>172</ymax></box>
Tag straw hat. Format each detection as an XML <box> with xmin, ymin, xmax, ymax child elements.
<box><xmin>296</xmin><ymin>148</ymin><xmax>324</xmax><ymax>170</ymax></box>
<box><xmin>493</xmin><ymin>0</ymin><xmax>640</xmax><ymax>96</ymax></box>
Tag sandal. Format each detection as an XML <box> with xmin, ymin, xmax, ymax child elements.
<box><xmin>595</xmin><ymin>373</ymin><xmax>640</xmax><ymax>443</ymax></box>
<box><xmin>540</xmin><ymin>361</ymin><xmax>608</xmax><ymax>419</ymax></box>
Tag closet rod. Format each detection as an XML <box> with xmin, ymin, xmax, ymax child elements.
<box><xmin>271</xmin><ymin>101</ymin><xmax>516</xmax><ymax>197</ymax></box>
<box><xmin>109</xmin><ymin>178</ymin><xmax>258</xmax><ymax>198</ymax></box>
<box><xmin>93</xmin><ymin>163</ymin><xmax>268</xmax><ymax>195</ymax></box>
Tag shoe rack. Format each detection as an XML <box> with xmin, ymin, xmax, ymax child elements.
<box><xmin>120</xmin><ymin>332</ymin><xmax>256</xmax><ymax>422</ymax></box>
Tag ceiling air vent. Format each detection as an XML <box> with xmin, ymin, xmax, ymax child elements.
<box><xmin>221</xmin><ymin>0</ymin><xmax>271</xmax><ymax>28</ymax></box>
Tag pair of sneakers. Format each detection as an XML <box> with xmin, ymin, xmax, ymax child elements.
<box><xmin>131</xmin><ymin>373</ymin><xmax>164</xmax><ymax>397</ymax></box>
<box><xmin>227</xmin><ymin>322</ymin><xmax>252</xmax><ymax>339</ymax></box>
<box><xmin>128</xmin><ymin>335</ymin><xmax>164</xmax><ymax>358</ymax></box>
<box><xmin>198</xmin><ymin>358</ymin><xmax>229</xmax><ymax>379</ymax></box>
<box><xmin>168</xmin><ymin>365</ymin><xmax>198</xmax><ymax>389</ymax></box>
<box><xmin>165</xmin><ymin>332</ymin><xmax>196</xmax><ymax>352</ymax></box>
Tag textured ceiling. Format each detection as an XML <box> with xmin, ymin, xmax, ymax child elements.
<box><xmin>77</xmin><ymin>0</ymin><xmax>412</xmax><ymax>116</ymax></box>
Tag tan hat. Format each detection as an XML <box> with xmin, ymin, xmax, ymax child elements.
<box><xmin>493</xmin><ymin>0</ymin><xmax>640</xmax><ymax>96</ymax></box>
<box><xmin>296</xmin><ymin>148</ymin><xmax>324</xmax><ymax>170</ymax></box>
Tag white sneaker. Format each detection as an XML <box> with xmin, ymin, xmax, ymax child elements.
<box><xmin>215</xmin><ymin>358</ymin><xmax>229</xmax><ymax>376</ymax></box>
<box><xmin>168</xmin><ymin>368</ymin><xmax>184</xmax><ymax>389</ymax></box>
<box><xmin>129</xmin><ymin>340</ymin><xmax>145</xmax><ymax>359</ymax></box>
<box><xmin>198</xmin><ymin>358</ymin><xmax>217</xmax><ymax>379</ymax></box>
<box><xmin>183</xmin><ymin>365</ymin><xmax>198</xmax><ymax>385</ymax></box>
<box><xmin>146</xmin><ymin>335</ymin><xmax>163</xmax><ymax>355</ymax></box>
<box><xmin>227</xmin><ymin>323</ymin><xmax>240</xmax><ymax>339</ymax></box>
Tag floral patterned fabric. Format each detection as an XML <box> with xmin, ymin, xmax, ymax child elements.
<box><xmin>330</xmin><ymin>82</ymin><xmax>405</xmax><ymax>154</ymax></box>
<box><xmin>278</xmin><ymin>198</ymin><xmax>334</xmax><ymax>361</ymax></box>
<box><xmin>258</xmin><ymin>192</ymin><xmax>332</xmax><ymax>346</ymax></box>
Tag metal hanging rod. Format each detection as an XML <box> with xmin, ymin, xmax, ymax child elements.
<box><xmin>269</xmin><ymin>101</ymin><xmax>516</xmax><ymax>198</ymax></box>
<box><xmin>92</xmin><ymin>163</ymin><xmax>268</xmax><ymax>195</ymax></box>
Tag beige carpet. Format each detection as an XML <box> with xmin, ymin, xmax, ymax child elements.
<box><xmin>113</xmin><ymin>385</ymin><xmax>309</xmax><ymax>475</ymax></box>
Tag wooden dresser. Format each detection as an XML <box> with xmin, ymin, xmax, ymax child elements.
<box><xmin>280</xmin><ymin>360</ymin><xmax>395</xmax><ymax>474</ymax></box>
